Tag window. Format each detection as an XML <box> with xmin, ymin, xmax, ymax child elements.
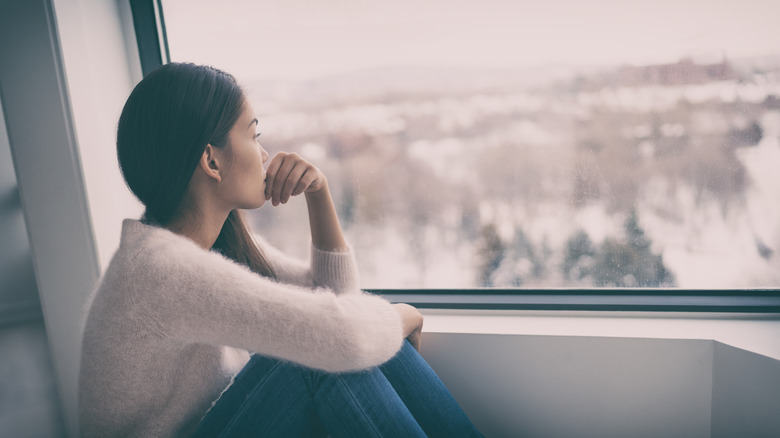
<box><xmin>138</xmin><ymin>1</ymin><xmax>780</xmax><ymax>305</ymax></box>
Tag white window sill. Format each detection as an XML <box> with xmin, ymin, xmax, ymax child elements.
<box><xmin>420</xmin><ymin>308</ymin><xmax>780</xmax><ymax>360</ymax></box>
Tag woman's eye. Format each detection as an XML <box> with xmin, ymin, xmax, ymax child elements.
<box><xmin>254</xmin><ymin>132</ymin><xmax>262</xmax><ymax>140</ymax></box>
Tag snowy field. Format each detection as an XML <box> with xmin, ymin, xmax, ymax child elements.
<box><xmin>245</xmin><ymin>60</ymin><xmax>780</xmax><ymax>289</ymax></box>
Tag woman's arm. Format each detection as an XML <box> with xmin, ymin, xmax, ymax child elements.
<box><xmin>137</xmin><ymin>235</ymin><xmax>403</xmax><ymax>372</ymax></box>
<box><xmin>264</xmin><ymin>152</ymin><xmax>348</xmax><ymax>252</ymax></box>
<box><xmin>260</xmin><ymin>152</ymin><xmax>354</xmax><ymax>291</ymax></box>
<box><xmin>262</xmin><ymin>152</ymin><xmax>425</xmax><ymax>351</ymax></box>
<box><xmin>253</xmin><ymin>234</ymin><xmax>359</xmax><ymax>294</ymax></box>
<box><xmin>305</xmin><ymin>183</ymin><xmax>348</xmax><ymax>252</ymax></box>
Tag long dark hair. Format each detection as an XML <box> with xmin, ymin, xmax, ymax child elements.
<box><xmin>117</xmin><ymin>62</ymin><xmax>275</xmax><ymax>278</ymax></box>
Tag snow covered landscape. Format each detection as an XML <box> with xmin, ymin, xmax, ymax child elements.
<box><xmin>160</xmin><ymin>0</ymin><xmax>780</xmax><ymax>290</ymax></box>
<box><xmin>243</xmin><ymin>58</ymin><xmax>780</xmax><ymax>289</ymax></box>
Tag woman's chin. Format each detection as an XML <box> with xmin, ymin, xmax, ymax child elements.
<box><xmin>257</xmin><ymin>198</ymin><xmax>267</xmax><ymax>209</ymax></box>
<box><xmin>238</xmin><ymin>197</ymin><xmax>266</xmax><ymax>211</ymax></box>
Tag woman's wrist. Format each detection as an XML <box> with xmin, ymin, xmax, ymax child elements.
<box><xmin>304</xmin><ymin>174</ymin><xmax>328</xmax><ymax>196</ymax></box>
<box><xmin>305</xmin><ymin>181</ymin><xmax>349</xmax><ymax>252</ymax></box>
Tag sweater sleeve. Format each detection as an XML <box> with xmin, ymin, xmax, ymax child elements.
<box><xmin>254</xmin><ymin>234</ymin><xmax>360</xmax><ymax>294</ymax></box>
<box><xmin>134</xmin><ymin>236</ymin><xmax>402</xmax><ymax>373</ymax></box>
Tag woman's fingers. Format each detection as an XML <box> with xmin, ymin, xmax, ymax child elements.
<box><xmin>265</xmin><ymin>152</ymin><xmax>324</xmax><ymax>206</ymax></box>
<box><xmin>274</xmin><ymin>155</ymin><xmax>300</xmax><ymax>203</ymax></box>
<box><xmin>407</xmin><ymin>328</ymin><xmax>422</xmax><ymax>352</ymax></box>
<box><xmin>290</xmin><ymin>169</ymin><xmax>311</xmax><ymax>197</ymax></box>
<box><xmin>268</xmin><ymin>154</ymin><xmax>294</xmax><ymax>205</ymax></box>
<box><xmin>280</xmin><ymin>164</ymin><xmax>308</xmax><ymax>204</ymax></box>
<box><xmin>392</xmin><ymin>303</ymin><xmax>424</xmax><ymax>352</ymax></box>
<box><xmin>263</xmin><ymin>154</ymin><xmax>283</xmax><ymax>201</ymax></box>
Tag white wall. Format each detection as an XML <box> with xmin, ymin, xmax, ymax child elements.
<box><xmin>47</xmin><ymin>0</ymin><xmax>143</xmax><ymax>435</ymax></box>
<box><xmin>0</xmin><ymin>1</ymin><xmax>141</xmax><ymax>436</ymax></box>
<box><xmin>420</xmin><ymin>311</ymin><xmax>780</xmax><ymax>437</ymax></box>
<box><xmin>422</xmin><ymin>333</ymin><xmax>714</xmax><ymax>438</ymax></box>
<box><xmin>0</xmin><ymin>2</ymin><xmax>99</xmax><ymax>436</ymax></box>
<box><xmin>712</xmin><ymin>343</ymin><xmax>780</xmax><ymax>438</ymax></box>
<box><xmin>0</xmin><ymin>94</ymin><xmax>40</xmax><ymax>324</ymax></box>
<box><xmin>52</xmin><ymin>0</ymin><xmax>143</xmax><ymax>269</ymax></box>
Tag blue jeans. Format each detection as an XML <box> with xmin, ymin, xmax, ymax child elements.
<box><xmin>193</xmin><ymin>340</ymin><xmax>483</xmax><ymax>437</ymax></box>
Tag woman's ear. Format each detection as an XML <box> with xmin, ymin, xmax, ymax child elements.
<box><xmin>199</xmin><ymin>144</ymin><xmax>223</xmax><ymax>183</ymax></box>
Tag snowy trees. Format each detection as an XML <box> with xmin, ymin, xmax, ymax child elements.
<box><xmin>478</xmin><ymin>211</ymin><xmax>674</xmax><ymax>288</ymax></box>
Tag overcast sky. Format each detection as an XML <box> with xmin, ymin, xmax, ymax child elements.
<box><xmin>162</xmin><ymin>0</ymin><xmax>780</xmax><ymax>82</ymax></box>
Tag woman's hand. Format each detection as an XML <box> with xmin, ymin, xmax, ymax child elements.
<box><xmin>265</xmin><ymin>152</ymin><xmax>349</xmax><ymax>252</ymax></box>
<box><xmin>264</xmin><ymin>152</ymin><xmax>326</xmax><ymax>206</ymax></box>
<box><xmin>393</xmin><ymin>303</ymin><xmax>424</xmax><ymax>352</ymax></box>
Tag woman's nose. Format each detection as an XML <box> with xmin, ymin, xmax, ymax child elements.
<box><xmin>260</xmin><ymin>146</ymin><xmax>269</xmax><ymax>163</ymax></box>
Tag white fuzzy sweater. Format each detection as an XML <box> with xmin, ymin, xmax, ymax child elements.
<box><xmin>79</xmin><ymin>219</ymin><xmax>403</xmax><ymax>437</ymax></box>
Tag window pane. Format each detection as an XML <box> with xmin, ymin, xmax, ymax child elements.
<box><xmin>161</xmin><ymin>0</ymin><xmax>780</xmax><ymax>289</ymax></box>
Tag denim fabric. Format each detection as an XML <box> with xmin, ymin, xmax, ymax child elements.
<box><xmin>193</xmin><ymin>340</ymin><xmax>483</xmax><ymax>437</ymax></box>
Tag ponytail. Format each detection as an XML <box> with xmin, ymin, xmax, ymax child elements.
<box><xmin>213</xmin><ymin>210</ymin><xmax>276</xmax><ymax>278</ymax></box>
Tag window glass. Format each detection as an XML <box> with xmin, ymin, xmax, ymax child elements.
<box><xmin>161</xmin><ymin>0</ymin><xmax>780</xmax><ymax>289</ymax></box>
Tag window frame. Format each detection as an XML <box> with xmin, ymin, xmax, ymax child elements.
<box><xmin>373</xmin><ymin>289</ymin><xmax>780</xmax><ymax>312</ymax></box>
<box><xmin>131</xmin><ymin>0</ymin><xmax>780</xmax><ymax>313</ymax></box>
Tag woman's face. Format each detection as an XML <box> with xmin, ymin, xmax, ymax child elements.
<box><xmin>217</xmin><ymin>101</ymin><xmax>270</xmax><ymax>210</ymax></box>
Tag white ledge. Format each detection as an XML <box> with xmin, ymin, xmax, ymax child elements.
<box><xmin>420</xmin><ymin>308</ymin><xmax>780</xmax><ymax>361</ymax></box>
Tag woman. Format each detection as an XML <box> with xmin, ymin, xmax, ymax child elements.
<box><xmin>79</xmin><ymin>62</ymin><xmax>482</xmax><ymax>437</ymax></box>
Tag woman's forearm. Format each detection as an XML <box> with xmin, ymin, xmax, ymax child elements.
<box><xmin>305</xmin><ymin>180</ymin><xmax>349</xmax><ymax>252</ymax></box>
<box><xmin>263</xmin><ymin>152</ymin><xmax>349</xmax><ymax>252</ymax></box>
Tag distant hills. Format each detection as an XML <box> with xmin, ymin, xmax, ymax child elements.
<box><xmin>244</xmin><ymin>54</ymin><xmax>780</xmax><ymax>108</ymax></box>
